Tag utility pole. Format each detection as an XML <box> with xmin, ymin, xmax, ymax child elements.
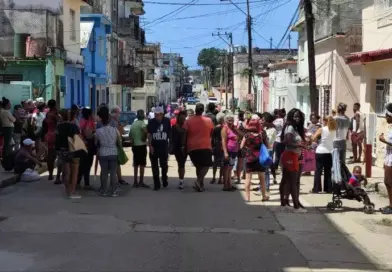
<box><xmin>288</xmin><ymin>34</ymin><xmax>291</xmax><ymax>50</ymax></box>
<box><xmin>212</xmin><ymin>31</ymin><xmax>234</xmax><ymax>111</ymax></box>
<box><xmin>270</xmin><ymin>37</ymin><xmax>273</xmax><ymax>49</ymax></box>
<box><xmin>303</xmin><ymin>0</ymin><xmax>318</xmax><ymax>114</ymax></box>
<box><xmin>246</xmin><ymin>0</ymin><xmax>253</xmax><ymax>110</ymax></box>
<box><xmin>225</xmin><ymin>53</ymin><xmax>229</xmax><ymax>109</ymax></box>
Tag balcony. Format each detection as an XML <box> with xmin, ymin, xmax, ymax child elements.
<box><xmin>117</xmin><ymin>65</ymin><xmax>144</xmax><ymax>87</ymax></box>
<box><xmin>81</xmin><ymin>0</ymin><xmax>94</xmax><ymax>6</ymax></box>
<box><xmin>124</xmin><ymin>0</ymin><xmax>145</xmax><ymax>15</ymax></box>
<box><xmin>118</xmin><ymin>16</ymin><xmax>139</xmax><ymax>37</ymax></box>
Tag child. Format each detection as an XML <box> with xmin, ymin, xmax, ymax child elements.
<box><xmin>211</xmin><ymin>113</ymin><xmax>225</xmax><ymax>184</ymax></box>
<box><xmin>348</xmin><ymin>166</ymin><xmax>371</xmax><ymax>205</ymax></box>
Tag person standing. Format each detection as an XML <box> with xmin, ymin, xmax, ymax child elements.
<box><xmin>77</xmin><ymin>107</ymin><xmax>96</xmax><ymax>190</ymax></box>
<box><xmin>147</xmin><ymin>107</ymin><xmax>171</xmax><ymax>191</ymax></box>
<box><xmin>96</xmin><ymin>106</ymin><xmax>119</xmax><ymax>197</ymax></box>
<box><xmin>13</xmin><ymin>105</ymin><xmax>24</xmax><ymax>151</ymax></box>
<box><xmin>272</xmin><ymin>109</ymin><xmax>285</xmax><ymax>178</ymax></box>
<box><xmin>56</xmin><ymin>109</ymin><xmax>81</xmax><ymax>199</ymax></box>
<box><xmin>1</xmin><ymin>97</ymin><xmax>15</xmax><ymax>158</ymax></box>
<box><xmin>211</xmin><ymin>113</ymin><xmax>225</xmax><ymax>185</ymax></box>
<box><xmin>350</xmin><ymin>102</ymin><xmax>365</xmax><ymax>163</ymax></box>
<box><xmin>379</xmin><ymin>102</ymin><xmax>392</xmax><ymax>214</ymax></box>
<box><xmin>311</xmin><ymin>116</ymin><xmax>337</xmax><ymax>193</ymax></box>
<box><xmin>184</xmin><ymin>103</ymin><xmax>214</xmax><ymax>192</ymax></box>
<box><xmin>205</xmin><ymin>102</ymin><xmax>218</xmax><ymax>126</ymax></box>
<box><xmin>171</xmin><ymin>110</ymin><xmax>187</xmax><ymax>189</ymax></box>
<box><xmin>262</xmin><ymin>112</ymin><xmax>277</xmax><ymax>191</ymax></box>
<box><xmin>334</xmin><ymin>103</ymin><xmax>351</xmax><ymax>163</ymax></box>
<box><xmin>130</xmin><ymin>110</ymin><xmax>149</xmax><ymax>188</ymax></box>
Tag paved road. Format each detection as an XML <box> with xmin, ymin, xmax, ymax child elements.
<box><xmin>0</xmin><ymin>149</ymin><xmax>391</xmax><ymax>271</ymax></box>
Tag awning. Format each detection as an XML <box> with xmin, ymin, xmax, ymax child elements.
<box><xmin>345</xmin><ymin>48</ymin><xmax>392</xmax><ymax>64</ymax></box>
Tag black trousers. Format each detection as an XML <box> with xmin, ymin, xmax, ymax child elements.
<box><xmin>149</xmin><ymin>151</ymin><xmax>168</xmax><ymax>189</ymax></box>
<box><xmin>273</xmin><ymin>142</ymin><xmax>285</xmax><ymax>169</ymax></box>
<box><xmin>77</xmin><ymin>149</ymin><xmax>95</xmax><ymax>186</ymax></box>
<box><xmin>313</xmin><ymin>153</ymin><xmax>332</xmax><ymax>193</ymax></box>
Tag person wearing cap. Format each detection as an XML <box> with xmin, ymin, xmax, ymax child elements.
<box><xmin>333</xmin><ymin>103</ymin><xmax>350</xmax><ymax>163</ymax></box>
<box><xmin>14</xmin><ymin>138</ymin><xmax>42</xmax><ymax>174</ymax></box>
<box><xmin>147</xmin><ymin>106</ymin><xmax>171</xmax><ymax>190</ymax></box>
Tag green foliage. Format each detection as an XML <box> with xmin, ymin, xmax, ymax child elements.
<box><xmin>198</xmin><ymin>47</ymin><xmax>225</xmax><ymax>86</ymax></box>
<box><xmin>240</xmin><ymin>68</ymin><xmax>253</xmax><ymax>78</ymax></box>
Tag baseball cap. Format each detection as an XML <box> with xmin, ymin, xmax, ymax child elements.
<box><xmin>23</xmin><ymin>138</ymin><xmax>35</xmax><ymax>146</ymax></box>
<box><xmin>154</xmin><ymin>106</ymin><xmax>164</xmax><ymax>114</ymax></box>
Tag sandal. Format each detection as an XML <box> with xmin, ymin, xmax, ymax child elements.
<box><xmin>210</xmin><ymin>178</ymin><xmax>216</xmax><ymax>184</ymax></box>
<box><xmin>193</xmin><ymin>182</ymin><xmax>202</xmax><ymax>192</ymax></box>
<box><xmin>262</xmin><ymin>196</ymin><xmax>270</xmax><ymax>202</ymax></box>
<box><xmin>139</xmin><ymin>183</ymin><xmax>150</xmax><ymax>189</ymax></box>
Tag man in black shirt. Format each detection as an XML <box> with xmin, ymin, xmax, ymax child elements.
<box><xmin>205</xmin><ymin>102</ymin><xmax>217</xmax><ymax>126</ymax></box>
<box><xmin>147</xmin><ymin>107</ymin><xmax>171</xmax><ymax>190</ymax></box>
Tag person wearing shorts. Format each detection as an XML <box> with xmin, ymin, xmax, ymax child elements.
<box><xmin>130</xmin><ymin>110</ymin><xmax>149</xmax><ymax>188</ymax></box>
<box><xmin>221</xmin><ymin>113</ymin><xmax>241</xmax><ymax>191</ymax></box>
<box><xmin>379</xmin><ymin>102</ymin><xmax>392</xmax><ymax>214</ymax></box>
<box><xmin>171</xmin><ymin>110</ymin><xmax>188</xmax><ymax>189</ymax></box>
<box><xmin>184</xmin><ymin>103</ymin><xmax>214</xmax><ymax>192</ymax></box>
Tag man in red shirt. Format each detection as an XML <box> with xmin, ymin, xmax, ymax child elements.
<box><xmin>184</xmin><ymin>103</ymin><xmax>214</xmax><ymax>192</ymax></box>
<box><xmin>170</xmin><ymin>110</ymin><xmax>180</xmax><ymax>127</ymax></box>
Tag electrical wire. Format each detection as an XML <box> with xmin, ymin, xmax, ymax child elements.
<box><xmin>144</xmin><ymin>0</ymin><xmax>274</xmax><ymax>5</ymax></box>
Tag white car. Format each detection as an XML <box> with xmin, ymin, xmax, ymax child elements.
<box><xmin>208</xmin><ymin>97</ymin><xmax>219</xmax><ymax>105</ymax></box>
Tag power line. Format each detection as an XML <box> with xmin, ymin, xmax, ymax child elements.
<box><xmin>144</xmin><ymin>0</ymin><xmax>273</xmax><ymax>5</ymax></box>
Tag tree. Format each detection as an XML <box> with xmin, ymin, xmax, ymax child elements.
<box><xmin>197</xmin><ymin>47</ymin><xmax>225</xmax><ymax>86</ymax></box>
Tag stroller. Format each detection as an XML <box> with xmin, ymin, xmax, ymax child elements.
<box><xmin>326</xmin><ymin>149</ymin><xmax>375</xmax><ymax>214</ymax></box>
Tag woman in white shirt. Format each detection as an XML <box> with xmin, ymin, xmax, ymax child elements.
<box><xmin>311</xmin><ymin>116</ymin><xmax>337</xmax><ymax>193</ymax></box>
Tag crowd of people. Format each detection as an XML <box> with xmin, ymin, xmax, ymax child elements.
<box><xmin>0</xmin><ymin>96</ymin><xmax>391</xmax><ymax>214</ymax></box>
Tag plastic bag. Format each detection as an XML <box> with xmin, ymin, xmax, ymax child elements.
<box><xmin>20</xmin><ymin>169</ymin><xmax>41</xmax><ymax>182</ymax></box>
<box><xmin>259</xmin><ymin>144</ymin><xmax>272</xmax><ymax>167</ymax></box>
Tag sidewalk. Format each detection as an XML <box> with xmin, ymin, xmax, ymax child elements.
<box><xmin>0</xmin><ymin>164</ymin><xmax>47</xmax><ymax>188</ymax></box>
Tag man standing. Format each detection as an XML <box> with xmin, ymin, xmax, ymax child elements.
<box><xmin>205</xmin><ymin>102</ymin><xmax>217</xmax><ymax>126</ymax></box>
<box><xmin>350</xmin><ymin>103</ymin><xmax>366</xmax><ymax>162</ymax></box>
<box><xmin>130</xmin><ymin>110</ymin><xmax>149</xmax><ymax>188</ymax></box>
<box><xmin>334</xmin><ymin>103</ymin><xmax>351</xmax><ymax>163</ymax></box>
<box><xmin>147</xmin><ymin>107</ymin><xmax>171</xmax><ymax>190</ymax></box>
<box><xmin>184</xmin><ymin>103</ymin><xmax>214</xmax><ymax>192</ymax></box>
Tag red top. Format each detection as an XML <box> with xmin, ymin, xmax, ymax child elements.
<box><xmin>170</xmin><ymin>118</ymin><xmax>177</xmax><ymax>127</ymax></box>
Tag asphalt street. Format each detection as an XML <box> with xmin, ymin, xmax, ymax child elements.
<box><xmin>0</xmin><ymin>148</ymin><xmax>391</xmax><ymax>272</ymax></box>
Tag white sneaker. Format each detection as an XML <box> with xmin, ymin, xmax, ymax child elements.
<box><xmin>69</xmin><ymin>194</ymin><xmax>82</xmax><ymax>199</ymax></box>
<box><xmin>293</xmin><ymin>208</ymin><xmax>307</xmax><ymax>213</ymax></box>
<box><xmin>178</xmin><ymin>181</ymin><xmax>184</xmax><ymax>190</ymax></box>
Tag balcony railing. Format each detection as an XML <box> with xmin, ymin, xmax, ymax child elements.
<box><xmin>117</xmin><ymin>65</ymin><xmax>144</xmax><ymax>87</ymax></box>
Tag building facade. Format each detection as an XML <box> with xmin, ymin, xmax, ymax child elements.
<box><xmin>344</xmin><ymin>0</ymin><xmax>392</xmax><ymax>167</ymax></box>
<box><xmin>80</xmin><ymin>14</ymin><xmax>112</xmax><ymax>111</ymax></box>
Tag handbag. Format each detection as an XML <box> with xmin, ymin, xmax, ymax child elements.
<box><xmin>301</xmin><ymin>149</ymin><xmax>316</xmax><ymax>173</ymax></box>
<box><xmin>68</xmin><ymin>134</ymin><xmax>87</xmax><ymax>153</ymax></box>
<box><xmin>259</xmin><ymin>143</ymin><xmax>272</xmax><ymax>167</ymax></box>
<box><xmin>116</xmin><ymin>129</ymin><xmax>128</xmax><ymax>165</ymax></box>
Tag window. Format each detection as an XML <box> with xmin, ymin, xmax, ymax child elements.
<box><xmin>375</xmin><ymin>0</ymin><xmax>390</xmax><ymax>15</ymax></box>
<box><xmin>375</xmin><ymin>79</ymin><xmax>390</xmax><ymax>114</ymax></box>
<box><xmin>70</xmin><ymin>9</ymin><xmax>76</xmax><ymax>41</ymax></box>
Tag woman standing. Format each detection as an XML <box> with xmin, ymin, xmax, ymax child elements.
<box><xmin>233</xmin><ymin>111</ymin><xmax>246</xmax><ymax>183</ymax></box>
<box><xmin>262</xmin><ymin>112</ymin><xmax>276</xmax><ymax>192</ymax></box>
<box><xmin>272</xmin><ymin>109</ymin><xmax>285</xmax><ymax>181</ymax></box>
<box><xmin>241</xmin><ymin>115</ymin><xmax>269</xmax><ymax>202</ymax></box>
<box><xmin>311</xmin><ymin>116</ymin><xmax>337</xmax><ymax>193</ymax></box>
<box><xmin>280</xmin><ymin>109</ymin><xmax>306</xmax><ymax>212</ymax></box>
<box><xmin>303</xmin><ymin>114</ymin><xmax>321</xmax><ymax>175</ymax></box>
<box><xmin>0</xmin><ymin>97</ymin><xmax>15</xmax><ymax>157</ymax></box>
<box><xmin>221</xmin><ymin>113</ymin><xmax>241</xmax><ymax>191</ymax></box>
<box><xmin>210</xmin><ymin>113</ymin><xmax>225</xmax><ymax>185</ymax></box>
<box><xmin>33</xmin><ymin>102</ymin><xmax>46</xmax><ymax>161</ymax></box>
<box><xmin>69</xmin><ymin>105</ymin><xmax>81</xmax><ymax>190</ymax></box>
<box><xmin>42</xmin><ymin>99</ymin><xmax>59</xmax><ymax>182</ymax></box>
<box><xmin>56</xmin><ymin>109</ymin><xmax>81</xmax><ymax>199</ymax></box>
<box><xmin>95</xmin><ymin>106</ymin><xmax>119</xmax><ymax>197</ymax></box>
<box><xmin>378</xmin><ymin>102</ymin><xmax>392</xmax><ymax>214</ymax></box>
<box><xmin>77</xmin><ymin>107</ymin><xmax>96</xmax><ymax>190</ymax></box>
<box><xmin>171</xmin><ymin>110</ymin><xmax>187</xmax><ymax>189</ymax></box>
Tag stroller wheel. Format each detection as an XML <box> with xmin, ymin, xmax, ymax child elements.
<box><xmin>334</xmin><ymin>200</ymin><xmax>342</xmax><ymax>208</ymax></box>
<box><xmin>327</xmin><ymin>202</ymin><xmax>336</xmax><ymax>211</ymax></box>
<box><xmin>364</xmin><ymin>205</ymin><xmax>375</xmax><ymax>214</ymax></box>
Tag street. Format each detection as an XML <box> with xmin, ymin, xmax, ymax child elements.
<box><xmin>0</xmin><ymin>148</ymin><xmax>391</xmax><ymax>272</ymax></box>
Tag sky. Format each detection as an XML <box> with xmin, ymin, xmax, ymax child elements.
<box><xmin>142</xmin><ymin>0</ymin><xmax>300</xmax><ymax>69</ymax></box>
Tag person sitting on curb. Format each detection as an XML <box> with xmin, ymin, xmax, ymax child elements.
<box><xmin>14</xmin><ymin>138</ymin><xmax>42</xmax><ymax>175</ymax></box>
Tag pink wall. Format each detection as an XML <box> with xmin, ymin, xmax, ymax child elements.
<box><xmin>262</xmin><ymin>77</ymin><xmax>269</xmax><ymax>111</ymax></box>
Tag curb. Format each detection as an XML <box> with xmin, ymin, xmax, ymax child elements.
<box><xmin>0</xmin><ymin>166</ymin><xmax>48</xmax><ymax>189</ymax></box>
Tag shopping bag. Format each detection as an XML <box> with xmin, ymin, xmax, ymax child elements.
<box><xmin>301</xmin><ymin>149</ymin><xmax>316</xmax><ymax>173</ymax></box>
<box><xmin>259</xmin><ymin>144</ymin><xmax>272</xmax><ymax>167</ymax></box>
<box><xmin>117</xmin><ymin>145</ymin><xmax>129</xmax><ymax>165</ymax></box>
<box><xmin>68</xmin><ymin>134</ymin><xmax>87</xmax><ymax>153</ymax></box>
<box><xmin>280</xmin><ymin>150</ymin><xmax>300</xmax><ymax>172</ymax></box>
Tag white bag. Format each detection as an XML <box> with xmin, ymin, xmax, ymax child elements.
<box><xmin>20</xmin><ymin>169</ymin><xmax>41</xmax><ymax>183</ymax></box>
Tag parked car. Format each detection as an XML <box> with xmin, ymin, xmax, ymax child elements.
<box><xmin>208</xmin><ymin>97</ymin><xmax>219</xmax><ymax>105</ymax></box>
<box><xmin>187</xmin><ymin>97</ymin><xmax>197</xmax><ymax>105</ymax></box>
<box><xmin>120</xmin><ymin>111</ymin><xmax>137</xmax><ymax>145</ymax></box>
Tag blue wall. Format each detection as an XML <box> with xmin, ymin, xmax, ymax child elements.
<box><xmin>64</xmin><ymin>65</ymin><xmax>83</xmax><ymax>108</ymax></box>
<box><xmin>81</xmin><ymin>15</ymin><xmax>111</xmax><ymax>110</ymax></box>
